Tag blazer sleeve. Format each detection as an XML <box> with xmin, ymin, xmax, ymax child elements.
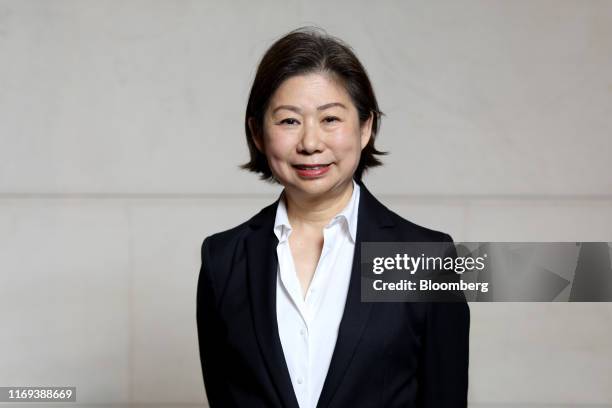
<box><xmin>416</xmin><ymin>234</ymin><xmax>470</xmax><ymax>407</ymax></box>
<box><xmin>196</xmin><ymin>236</ymin><xmax>230</xmax><ymax>407</ymax></box>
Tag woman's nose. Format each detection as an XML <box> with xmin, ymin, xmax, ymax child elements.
<box><xmin>298</xmin><ymin>119</ymin><xmax>323</xmax><ymax>153</ymax></box>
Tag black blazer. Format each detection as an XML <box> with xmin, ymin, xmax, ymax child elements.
<box><xmin>197</xmin><ymin>180</ymin><xmax>470</xmax><ymax>408</ymax></box>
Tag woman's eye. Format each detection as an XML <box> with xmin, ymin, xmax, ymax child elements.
<box><xmin>280</xmin><ymin>118</ymin><xmax>299</xmax><ymax>125</ymax></box>
<box><xmin>323</xmin><ymin>116</ymin><xmax>340</xmax><ymax>123</ymax></box>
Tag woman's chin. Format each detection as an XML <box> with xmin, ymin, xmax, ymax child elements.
<box><xmin>286</xmin><ymin>177</ymin><xmax>352</xmax><ymax>198</ymax></box>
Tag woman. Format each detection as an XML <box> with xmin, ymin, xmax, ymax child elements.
<box><xmin>197</xmin><ymin>27</ymin><xmax>469</xmax><ymax>408</ymax></box>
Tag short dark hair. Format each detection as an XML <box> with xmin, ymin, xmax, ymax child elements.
<box><xmin>240</xmin><ymin>26</ymin><xmax>387</xmax><ymax>183</ymax></box>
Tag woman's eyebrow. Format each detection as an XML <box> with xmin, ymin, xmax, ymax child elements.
<box><xmin>272</xmin><ymin>102</ymin><xmax>347</xmax><ymax>114</ymax></box>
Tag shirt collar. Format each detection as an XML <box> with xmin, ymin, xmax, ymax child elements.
<box><xmin>273</xmin><ymin>178</ymin><xmax>360</xmax><ymax>244</ymax></box>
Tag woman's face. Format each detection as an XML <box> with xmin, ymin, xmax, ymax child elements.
<box><xmin>251</xmin><ymin>72</ymin><xmax>372</xmax><ymax>199</ymax></box>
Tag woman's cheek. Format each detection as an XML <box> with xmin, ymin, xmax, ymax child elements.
<box><xmin>336</xmin><ymin>140</ymin><xmax>361</xmax><ymax>165</ymax></box>
<box><xmin>266</xmin><ymin>149</ymin><xmax>292</xmax><ymax>175</ymax></box>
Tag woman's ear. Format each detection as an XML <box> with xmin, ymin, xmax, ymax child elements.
<box><xmin>248</xmin><ymin>117</ymin><xmax>264</xmax><ymax>153</ymax></box>
<box><xmin>360</xmin><ymin>112</ymin><xmax>374</xmax><ymax>150</ymax></box>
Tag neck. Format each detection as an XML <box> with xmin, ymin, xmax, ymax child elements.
<box><xmin>283</xmin><ymin>179</ymin><xmax>354</xmax><ymax>230</ymax></box>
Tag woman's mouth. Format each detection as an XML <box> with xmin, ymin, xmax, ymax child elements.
<box><xmin>292</xmin><ymin>163</ymin><xmax>332</xmax><ymax>178</ymax></box>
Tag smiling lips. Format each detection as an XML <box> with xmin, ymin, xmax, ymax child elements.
<box><xmin>292</xmin><ymin>163</ymin><xmax>332</xmax><ymax>178</ymax></box>
<box><xmin>293</xmin><ymin>163</ymin><xmax>331</xmax><ymax>170</ymax></box>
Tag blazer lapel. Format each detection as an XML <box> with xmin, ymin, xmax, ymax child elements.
<box><xmin>246</xmin><ymin>181</ymin><xmax>395</xmax><ymax>408</ymax></box>
<box><xmin>246</xmin><ymin>202</ymin><xmax>301</xmax><ymax>408</ymax></box>
<box><xmin>316</xmin><ymin>181</ymin><xmax>396</xmax><ymax>408</ymax></box>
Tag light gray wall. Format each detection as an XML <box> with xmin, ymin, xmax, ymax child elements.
<box><xmin>1</xmin><ymin>1</ymin><xmax>611</xmax><ymax>407</ymax></box>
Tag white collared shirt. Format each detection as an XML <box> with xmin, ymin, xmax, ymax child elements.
<box><xmin>274</xmin><ymin>179</ymin><xmax>360</xmax><ymax>408</ymax></box>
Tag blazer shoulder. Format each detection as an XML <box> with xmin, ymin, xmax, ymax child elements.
<box><xmin>198</xmin><ymin>203</ymin><xmax>274</xmax><ymax>304</ymax></box>
<box><xmin>359</xmin><ymin>182</ymin><xmax>453</xmax><ymax>243</ymax></box>
<box><xmin>200</xmin><ymin>200</ymin><xmax>277</xmax><ymax>265</ymax></box>
<box><xmin>384</xmin><ymin>204</ymin><xmax>454</xmax><ymax>243</ymax></box>
<box><xmin>203</xmin><ymin>218</ymin><xmax>250</xmax><ymax>257</ymax></box>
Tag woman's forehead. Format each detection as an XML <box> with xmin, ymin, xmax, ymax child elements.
<box><xmin>270</xmin><ymin>73</ymin><xmax>353</xmax><ymax>108</ymax></box>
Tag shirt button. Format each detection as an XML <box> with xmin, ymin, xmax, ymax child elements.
<box><xmin>297</xmin><ymin>377</ymin><xmax>303</xmax><ymax>384</ymax></box>
<box><xmin>300</xmin><ymin>328</ymin><xmax>306</xmax><ymax>336</ymax></box>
